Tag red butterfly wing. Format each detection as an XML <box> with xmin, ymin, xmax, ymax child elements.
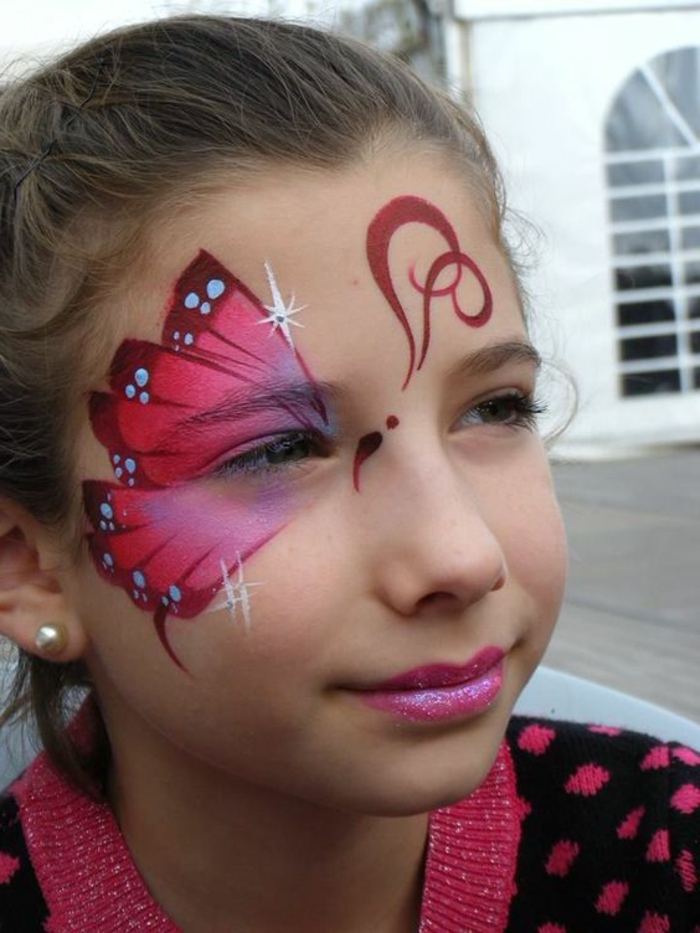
<box><xmin>84</xmin><ymin>251</ymin><xmax>322</xmax><ymax>668</ymax></box>
<box><xmin>89</xmin><ymin>251</ymin><xmax>320</xmax><ymax>488</ymax></box>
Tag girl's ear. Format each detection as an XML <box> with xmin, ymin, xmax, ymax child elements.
<box><xmin>0</xmin><ymin>502</ymin><xmax>88</xmax><ymax>662</ymax></box>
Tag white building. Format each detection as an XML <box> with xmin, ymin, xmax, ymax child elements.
<box><xmin>445</xmin><ymin>1</ymin><xmax>700</xmax><ymax>453</ymax></box>
<box><xmin>0</xmin><ymin>0</ymin><xmax>336</xmax><ymax>64</ymax></box>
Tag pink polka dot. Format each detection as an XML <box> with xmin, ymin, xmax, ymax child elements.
<box><xmin>588</xmin><ymin>725</ymin><xmax>622</xmax><ymax>736</ymax></box>
<box><xmin>546</xmin><ymin>840</ymin><xmax>580</xmax><ymax>877</ymax></box>
<box><xmin>0</xmin><ymin>852</ymin><xmax>19</xmax><ymax>885</ymax></box>
<box><xmin>676</xmin><ymin>849</ymin><xmax>697</xmax><ymax>893</ymax></box>
<box><xmin>674</xmin><ymin>746</ymin><xmax>700</xmax><ymax>766</ymax></box>
<box><xmin>646</xmin><ymin>829</ymin><xmax>670</xmax><ymax>862</ymax></box>
<box><xmin>518</xmin><ymin>723</ymin><xmax>557</xmax><ymax>755</ymax></box>
<box><xmin>595</xmin><ymin>880</ymin><xmax>629</xmax><ymax>916</ymax></box>
<box><xmin>565</xmin><ymin>763</ymin><xmax>611</xmax><ymax>797</ymax></box>
<box><xmin>517</xmin><ymin>796</ymin><xmax>533</xmax><ymax>821</ymax></box>
<box><xmin>638</xmin><ymin>911</ymin><xmax>670</xmax><ymax>933</ymax></box>
<box><xmin>617</xmin><ymin>805</ymin><xmax>645</xmax><ymax>840</ymax></box>
<box><xmin>641</xmin><ymin>745</ymin><xmax>670</xmax><ymax>771</ymax></box>
<box><xmin>671</xmin><ymin>783</ymin><xmax>700</xmax><ymax>815</ymax></box>
<box><xmin>538</xmin><ymin>925</ymin><xmax>567</xmax><ymax>933</ymax></box>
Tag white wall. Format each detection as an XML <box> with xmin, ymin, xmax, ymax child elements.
<box><xmin>0</xmin><ymin>0</ymin><xmax>336</xmax><ymax>67</ymax></box>
<box><xmin>455</xmin><ymin>0</ymin><xmax>700</xmax><ymax>20</ymax></box>
<box><xmin>464</xmin><ymin>9</ymin><xmax>700</xmax><ymax>450</ymax></box>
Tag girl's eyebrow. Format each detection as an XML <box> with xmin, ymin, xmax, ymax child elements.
<box><xmin>446</xmin><ymin>340</ymin><xmax>542</xmax><ymax>380</ymax></box>
<box><xmin>179</xmin><ymin>381</ymin><xmax>337</xmax><ymax>431</ymax></box>
<box><xmin>179</xmin><ymin>341</ymin><xmax>539</xmax><ymax>432</ymax></box>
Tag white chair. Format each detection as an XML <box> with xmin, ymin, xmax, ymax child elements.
<box><xmin>0</xmin><ymin>721</ymin><xmax>35</xmax><ymax>790</ymax></box>
<box><xmin>516</xmin><ymin>665</ymin><xmax>700</xmax><ymax>749</ymax></box>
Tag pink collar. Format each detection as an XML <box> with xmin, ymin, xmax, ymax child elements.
<box><xmin>421</xmin><ymin>741</ymin><xmax>521</xmax><ymax>931</ymax></box>
<box><xmin>14</xmin><ymin>741</ymin><xmax>520</xmax><ymax>932</ymax></box>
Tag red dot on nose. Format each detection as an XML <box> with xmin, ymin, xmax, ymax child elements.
<box><xmin>386</xmin><ymin>415</ymin><xmax>399</xmax><ymax>430</ymax></box>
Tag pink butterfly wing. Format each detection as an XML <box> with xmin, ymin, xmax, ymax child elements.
<box><xmin>89</xmin><ymin>252</ymin><xmax>318</xmax><ymax>488</ymax></box>
<box><xmin>84</xmin><ymin>251</ymin><xmax>322</xmax><ymax>668</ymax></box>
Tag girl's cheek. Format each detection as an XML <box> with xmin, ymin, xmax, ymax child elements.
<box><xmin>494</xmin><ymin>449</ymin><xmax>568</xmax><ymax>603</ymax></box>
<box><xmin>82</xmin><ymin>472</ymin><xmax>309</xmax><ymax>668</ymax></box>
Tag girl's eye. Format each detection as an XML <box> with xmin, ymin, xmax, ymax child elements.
<box><xmin>215</xmin><ymin>431</ymin><xmax>327</xmax><ymax>478</ymax></box>
<box><xmin>459</xmin><ymin>392</ymin><xmax>546</xmax><ymax>430</ymax></box>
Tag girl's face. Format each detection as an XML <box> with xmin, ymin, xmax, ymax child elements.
<box><xmin>69</xmin><ymin>152</ymin><xmax>567</xmax><ymax>814</ymax></box>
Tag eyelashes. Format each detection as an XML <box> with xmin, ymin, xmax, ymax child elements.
<box><xmin>214</xmin><ymin>430</ymin><xmax>330</xmax><ymax>479</ymax></box>
<box><xmin>458</xmin><ymin>392</ymin><xmax>546</xmax><ymax>431</ymax></box>
<box><xmin>212</xmin><ymin>391</ymin><xmax>545</xmax><ymax>482</ymax></box>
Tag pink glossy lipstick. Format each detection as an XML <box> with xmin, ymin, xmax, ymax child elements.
<box><xmin>354</xmin><ymin>647</ymin><xmax>505</xmax><ymax>722</ymax></box>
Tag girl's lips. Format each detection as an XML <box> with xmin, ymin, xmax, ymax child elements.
<box><xmin>367</xmin><ymin>646</ymin><xmax>505</xmax><ymax>691</ymax></box>
<box><xmin>349</xmin><ymin>647</ymin><xmax>506</xmax><ymax>723</ymax></box>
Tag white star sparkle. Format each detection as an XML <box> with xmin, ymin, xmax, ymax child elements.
<box><xmin>219</xmin><ymin>554</ymin><xmax>263</xmax><ymax>633</ymax></box>
<box><xmin>256</xmin><ymin>261</ymin><xmax>306</xmax><ymax>347</ymax></box>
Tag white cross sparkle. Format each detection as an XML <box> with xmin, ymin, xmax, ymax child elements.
<box><xmin>219</xmin><ymin>554</ymin><xmax>263</xmax><ymax>633</ymax></box>
<box><xmin>256</xmin><ymin>261</ymin><xmax>306</xmax><ymax>347</ymax></box>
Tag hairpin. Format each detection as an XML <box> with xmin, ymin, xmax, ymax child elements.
<box><xmin>13</xmin><ymin>55</ymin><xmax>106</xmax><ymax>197</ymax></box>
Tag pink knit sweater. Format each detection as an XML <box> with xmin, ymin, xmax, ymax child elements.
<box><xmin>11</xmin><ymin>741</ymin><xmax>519</xmax><ymax>932</ymax></box>
<box><xmin>5</xmin><ymin>717</ymin><xmax>698</xmax><ymax>930</ymax></box>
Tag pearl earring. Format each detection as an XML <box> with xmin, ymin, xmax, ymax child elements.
<box><xmin>34</xmin><ymin>624</ymin><xmax>68</xmax><ymax>656</ymax></box>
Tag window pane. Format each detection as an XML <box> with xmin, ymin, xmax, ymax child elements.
<box><xmin>613</xmin><ymin>229</ymin><xmax>670</xmax><ymax>255</ymax></box>
<box><xmin>620</xmin><ymin>334</ymin><xmax>677</xmax><ymax>361</ymax></box>
<box><xmin>617</xmin><ymin>300</ymin><xmax>675</xmax><ymax>326</ymax></box>
<box><xmin>689</xmin><ymin>297</ymin><xmax>700</xmax><ymax>319</ymax></box>
<box><xmin>607</xmin><ymin>160</ymin><xmax>664</xmax><ymax>186</ymax></box>
<box><xmin>650</xmin><ymin>47</ymin><xmax>700</xmax><ymax>139</ymax></box>
<box><xmin>679</xmin><ymin>191</ymin><xmax>700</xmax><ymax>216</ymax></box>
<box><xmin>610</xmin><ymin>195</ymin><xmax>667</xmax><ymax>222</ymax></box>
<box><xmin>675</xmin><ymin>156</ymin><xmax>700</xmax><ymax>181</ymax></box>
<box><xmin>606</xmin><ymin>69</ymin><xmax>687</xmax><ymax>151</ymax></box>
<box><xmin>681</xmin><ymin>226</ymin><xmax>700</xmax><ymax>250</ymax></box>
<box><xmin>691</xmin><ymin>331</ymin><xmax>700</xmax><ymax>354</ymax></box>
<box><xmin>685</xmin><ymin>262</ymin><xmax>700</xmax><ymax>285</ymax></box>
<box><xmin>622</xmin><ymin>370</ymin><xmax>681</xmax><ymax>396</ymax></box>
<box><xmin>695</xmin><ymin>368</ymin><xmax>700</xmax><ymax>390</ymax></box>
<box><xmin>615</xmin><ymin>264</ymin><xmax>672</xmax><ymax>291</ymax></box>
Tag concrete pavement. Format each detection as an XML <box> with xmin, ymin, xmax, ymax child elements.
<box><xmin>546</xmin><ymin>447</ymin><xmax>700</xmax><ymax>722</ymax></box>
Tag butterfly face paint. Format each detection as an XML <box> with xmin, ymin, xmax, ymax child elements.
<box><xmin>352</xmin><ymin>432</ymin><xmax>383</xmax><ymax>492</ymax></box>
<box><xmin>83</xmin><ymin>251</ymin><xmax>330</xmax><ymax>668</ymax></box>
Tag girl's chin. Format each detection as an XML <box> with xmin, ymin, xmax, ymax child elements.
<box><xmin>329</xmin><ymin>766</ymin><xmax>499</xmax><ymax>818</ymax></box>
<box><xmin>311</xmin><ymin>731</ymin><xmax>508</xmax><ymax>818</ymax></box>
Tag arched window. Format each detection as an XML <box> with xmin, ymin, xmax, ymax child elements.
<box><xmin>605</xmin><ymin>47</ymin><xmax>700</xmax><ymax>397</ymax></box>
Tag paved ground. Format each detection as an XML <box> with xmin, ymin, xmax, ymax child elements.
<box><xmin>545</xmin><ymin>447</ymin><xmax>700</xmax><ymax>722</ymax></box>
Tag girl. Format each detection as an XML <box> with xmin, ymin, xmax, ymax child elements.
<box><xmin>0</xmin><ymin>14</ymin><xmax>697</xmax><ymax>933</ymax></box>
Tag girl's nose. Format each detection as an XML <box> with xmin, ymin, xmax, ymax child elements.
<box><xmin>367</xmin><ymin>461</ymin><xmax>507</xmax><ymax>618</ymax></box>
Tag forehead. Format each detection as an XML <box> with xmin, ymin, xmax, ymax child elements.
<box><xmin>119</xmin><ymin>152</ymin><xmax>524</xmax><ymax>382</ymax></box>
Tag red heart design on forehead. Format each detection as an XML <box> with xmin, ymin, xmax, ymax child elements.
<box><xmin>366</xmin><ymin>195</ymin><xmax>492</xmax><ymax>390</ymax></box>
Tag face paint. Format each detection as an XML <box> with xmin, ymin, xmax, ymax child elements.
<box><xmin>352</xmin><ymin>431</ymin><xmax>384</xmax><ymax>492</ymax></box>
<box><xmin>351</xmin><ymin>197</ymin><xmax>493</xmax><ymax>493</ymax></box>
<box><xmin>259</xmin><ymin>261</ymin><xmax>306</xmax><ymax>347</ymax></box>
<box><xmin>366</xmin><ymin>195</ymin><xmax>492</xmax><ymax>389</ymax></box>
<box><xmin>215</xmin><ymin>553</ymin><xmax>263</xmax><ymax>633</ymax></box>
<box><xmin>84</xmin><ymin>251</ymin><xmax>328</xmax><ymax>668</ymax></box>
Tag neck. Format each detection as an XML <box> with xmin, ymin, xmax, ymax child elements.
<box><xmin>108</xmin><ymin>722</ymin><xmax>428</xmax><ymax>933</ymax></box>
